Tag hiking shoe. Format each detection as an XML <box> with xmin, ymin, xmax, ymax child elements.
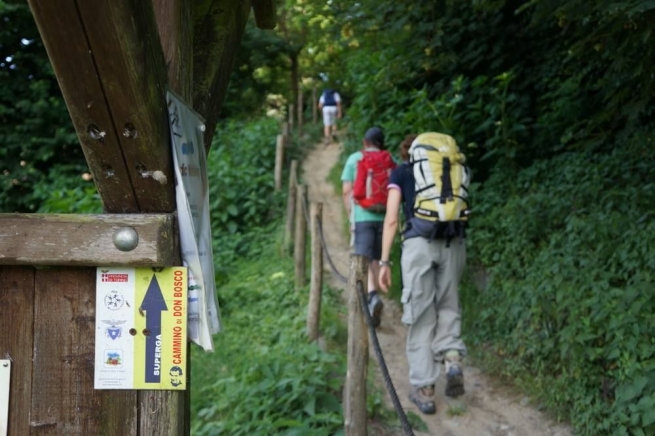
<box><xmin>445</xmin><ymin>352</ymin><xmax>465</xmax><ymax>398</ymax></box>
<box><xmin>409</xmin><ymin>385</ymin><xmax>436</xmax><ymax>415</ymax></box>
<box><xmin>367</xmin><ymin>291</ymin><xmax>383</xmax><ymax>328</ymax></box>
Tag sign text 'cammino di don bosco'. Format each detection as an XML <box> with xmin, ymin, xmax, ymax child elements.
<box><xmin>94</xmin><ymin>267</ymin><xmax>187</xmax><ymax>390</ymax></box>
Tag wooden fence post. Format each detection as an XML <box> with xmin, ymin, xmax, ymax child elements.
<box><xmin>344</xmin><ymin>255</ymin><xmax>368</xmax><ymax>436</ymax></box>
<box><xmin>307</xmin><ymin>202</ymin><xmax>323</xmax><ymax>342</ymax></box>
<box><xmin>294</xmin><ymin>184</ymin><xmax>307</xmax><ymax>288</ymax></box>
<box><xmin>274</xmin><ymin>134</ymin><xmax>284</xmax><ymax>191</ymax></box>
<box><xmin>284</xmin><ymin>160</ymin><xmax>298</xmax><ymax>253</ymax></box>
<box><xmin>312</xmin><ymin>87</ymin><xmax>318</xmax><ymax>124</ymax></box>
<box><xmin>281</xmin><ymin>121</ymin><xmax>290</xmax><ymax>139</ymax></box>
<box><xmin>297</xmin><ymin>89</ymin><xmax>303</xmax><ymax>137</ymax></box>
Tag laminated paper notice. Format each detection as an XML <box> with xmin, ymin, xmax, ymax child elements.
<box><xmin>94</xmin><ymin>267</ymin><xmax>187</xmax><ymax>390</ymax></box>
<box><xmin>167</xmin><ymin>90</ymin><xmax>222</xmax><ymax>351</ymax></box>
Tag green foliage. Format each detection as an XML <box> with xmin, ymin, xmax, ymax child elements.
<box><xmin>206</xmin><ymin>117</ymin><xmax>283</xmax><ymax>269</ymax></box>
<box><xmin>191</xmin><ymin>236</ymin><xmax>345</xmax><ymax>436</ymax></box>
<box><xmin>462</xmin><ymin>133</ymin><xmax>655</xmax><ymax>435</ymax></box>
<box><xmin>34</xmin><ymin>165</ymin><xmax>101</xmax><ymax>214</ymax></box>
<box><xmin>0</xmin><ymin>2</ymin><xmax>87</xmax><ymax>212</ymax></box>
<box><xmin>206</xmin><ymin>116</ymin><xmax>309</xmax><ymax>275</ymax></box>
<box><xmin>328</xmin><ymin>0</ymin><xmax>654</xmax><ymax>166</ymax></box>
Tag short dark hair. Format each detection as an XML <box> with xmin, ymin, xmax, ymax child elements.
<box><xmin>364</xmin><ymin>126</ymin><xmax>385</xmax><ymax>149</ymax></box>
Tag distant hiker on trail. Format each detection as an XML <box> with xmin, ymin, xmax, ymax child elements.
<box><xmin>341</xmin><ymin>126</ymin><xmax>396</xmax><ymax>328</ymax></box>
<box><xmin>318</xmin><ymin>88</ymin><xmax>342</xmax><ymax>143</ymax></box>
<box><xmin>378</xmin><ymin>132</ymin><xmax>470</xmax><ymax>415</ymax></box>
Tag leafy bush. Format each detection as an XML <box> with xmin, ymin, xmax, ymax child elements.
<box><xmin>463</xmin><ymin>133</ymin><xmax>655</xmax><ymax>435</ymax></box>
<box><xmin>191</xmin><ymin>236</ymin><xmax>345</xmax><ymax>436</ymax></box>
<box><xmin>0</xmin><ymin>2</ymin><xmax>86</xmax><ymax>213</ymax></box>
<box><xmin>207</xmin><ymin>117</ymin><xmax>286</xmax><ymax>268</ymax></box>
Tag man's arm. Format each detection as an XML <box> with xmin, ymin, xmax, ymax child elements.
<box><xmin>379</xmin><ymin>188</ymin><xmax>401</xmax><ymax>293</ymax></box>
<box><xmin>342</xmin><ymin>181</ymin><xmax>353</xmax><ymax>217</ymax></box>
<box><xmin>380</xmin><ymin>188</ymin><xmax>400</xmax><ymax>263</ymax></box>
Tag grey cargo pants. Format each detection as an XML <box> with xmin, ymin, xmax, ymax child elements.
<box><xmin>400</xmin><ymin>236</ymin><xmax>467</xmax><ymax>387</ymax></box>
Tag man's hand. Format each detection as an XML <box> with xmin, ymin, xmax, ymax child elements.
<box><xmin>378</xmin><ymin>266</ymin><xmax>391</xmax><ymax>293</ymax></box>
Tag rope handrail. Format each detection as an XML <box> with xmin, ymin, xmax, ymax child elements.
<box><xmin>357</xmin><ymin>280</ymin><xmax>416</xmax><ymax>436</ymax></box>
<box><xmin>292</xmin><ymin>162</ymin><xmax>416</xmax><ymax>435</ymax></box>
<box><xmin>296</xmin><ymin>176</ymin><xmax>348</xmax><ymax>283</ymax></box>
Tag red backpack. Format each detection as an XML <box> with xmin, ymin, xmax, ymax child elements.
<box><xmin>353</xmin><ymin>150</ymin><xmax>396</xmax><ymax>213</ymax></box>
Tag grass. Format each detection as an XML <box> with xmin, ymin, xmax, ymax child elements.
<box><xmin>190</xmin><ymin>228</ymin><xmax>347</xmax><ymax>435</ymax></box>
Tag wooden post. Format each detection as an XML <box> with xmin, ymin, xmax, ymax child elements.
<box><xmin>11</xmin><ymin>1</ymin><xmax>277</xmax><ymax>435</ymax></box>
<box><xmin>307</xmin><ymin>202</ymin><xmax>323</xmax><ymax>342</ymax></box>
<box><xmin>312</xmin><ymin>87</ymin><xmax>318</xmax><ymax>124</ymax></box>
<box><xmin>294</xmin><ymin>184</ymin><xmax>307</xmax><ymax>288</ymax></box>
<box><xmin>297</xmin><ymin>89</ymin><xmax>304</xmax><ymax>137</ymax></box>
<box><xmin>344</xmin><ymin>255</ymin><xmax>369</xmax><ymax>436</ymax></box>
<box><xmin>284</xmin><ymin>160</ymin><xmax>298</xmax><ymax>253</ymax></box>
<box><xmin>289</xmin><ymin>103</ymin><xmax>295</xmax><ymax>129</ymax></box>
<box><xmin>281</xmin><ymin>121</ymin><xmax>290</xmax><ymax>138</ymax></box>
<box><xmin>274</xmin><ymin>134</ymin><xmax>285</xmax><ymax>191</ymax></box>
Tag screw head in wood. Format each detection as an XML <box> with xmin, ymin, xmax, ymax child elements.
<box><xmin>113</xmin><ymin>227</ymin><xmax>139</xmax><ymax>252</ymax></box>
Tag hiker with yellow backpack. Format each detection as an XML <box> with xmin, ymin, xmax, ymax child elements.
<box><xmin>378</xmin><ymin>132</ymin><xmax>470</xmax><ymax>415</ymax></box>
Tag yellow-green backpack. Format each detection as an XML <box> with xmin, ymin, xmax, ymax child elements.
<box><xmin>408</xmin><ymin>132</ymin><xmax>470</xmax><ymax>241</ymax></box>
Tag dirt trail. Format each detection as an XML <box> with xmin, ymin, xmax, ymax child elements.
<box><xmin>300</xmin><ymin>141</ymin><xmax>572</xmax><ymax>436</ymax></box>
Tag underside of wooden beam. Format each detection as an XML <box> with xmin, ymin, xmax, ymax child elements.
<box><xmin>28</xmin><ymin>0</ymin><xmax>175</xmax><ymax>213</ymax></box>
<box><xmin>0</xmin><ymin>214</ymin><xmax>178</xmax><ymax>267</ymax></box>
<box><xmin>192</xmin><ymin>0</ymin><xmax>253</xmax><ymax>151</ymax></box>
<box><xmin>252</xmin><ymin>0</ymin><xmax>277</xmax><ymax>30</ymax></box>
<box><xmin>153</xmin><ymin>0</ymin><xmax>194</xmax><ymax>101</ymax></box>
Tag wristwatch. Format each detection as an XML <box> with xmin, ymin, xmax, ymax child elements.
<box><xmin>379</xmin><ymin>260</ymin><xmax>392</xmax><ymax>267</ymax></box>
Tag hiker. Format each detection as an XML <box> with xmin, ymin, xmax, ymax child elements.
<box><xmin>378</xmin><ymin>132</ymin><xmax>469</xmax><ymax>415</ymax></box>
<box><xmin>318</xmin><ymin>88</ymin><xmax>342</xmax><ymax>143</ymax></box>
<box><xmin>341</xmin><ymin>126</ymin><xmax>396</xmax><ymax>328</ymax></box>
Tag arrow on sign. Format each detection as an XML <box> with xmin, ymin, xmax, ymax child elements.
<box><xmin>140</xmin><ymin>275</ymin><xmax>168</xmax><ymax>383</ymax></box>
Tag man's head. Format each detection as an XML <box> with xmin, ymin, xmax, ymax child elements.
<box><xmin>363</xmin><ymin>127</ymin><xmax>385</xmax><ymax>149</ymax></box>
<box><xmin>170</xmin><ymin>366</ymin><xmax>184</xmax><ymax>387</ymax></box>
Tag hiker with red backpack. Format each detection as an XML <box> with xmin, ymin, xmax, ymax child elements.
<box><xmin>341</xmin><ymin>126</ymin><xmax>396</xmax><ymax>327</ymax></box>
<box><xmin>378</xmin><ymin>132</ymin><xmax>469</xmax><ymax>415</ymax></box>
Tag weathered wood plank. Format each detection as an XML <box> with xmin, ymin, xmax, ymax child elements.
<box><xmin>307</xmin><ymin>203</ymin><xmax>323</xmax><ymax>342</ymax></box>
<box><xmin>0</xmin><ymin>267</ymin><xmax>34</xmax><ymax>436</ymax></box>
<box><xmin>193</xmin><ymin>0</ymin><xmax>252</xmax><ymax>151</ymax></box>
<box><xmin>27</xmin><ymin>0</ymin><xmax>139</xmax><ymax>213</ymax></box>
<box><xmin>74</xmin><ymin>1</ymin><xmax>175</xmax><ymax>213</ymax></box>
<box><xmin>284</xmin><ymin>160</ymin><xmax>298</xmax><ymax>253</ymax></box>
<box><xmin>251</xmin><ymin>0</ymin><xmax>277</xmax><ymax>30</ymax></box>
<box><xmin>30</xmin><ymin>268</ymin><xmax>138</xmax><ymax>435</ymax></box>
<box><xmin>0</xmin><ymin>214</ymin><xmax>176</xmax><ymax>267</ymax></box>
<box><xmin>28</xmin><ymin>0</ymin><xmax>175</xmax><ymax>214</ymax></box>
<box><xmin>344</xmin><ymin>255</ymin><xmax>369</xmax><ymax>436</ymax></box>
<box><xmin>274</xmin><ymin>134</ymin><xmax>285</xmax><ymax>191</ymax></box>
<box><xmin>138</xmin><ymin>390</ymin><xmax>186</xmax><ymax>436</ymax></box>
<box><xmin>153</xmin><ymin>0</ymin><xmax>194</xmax><ymax>101</ymax></box>
<box><xmin>152</xmin><ymin>4</ymin><xmax>193</xmax><ymax>433</ymax></box>
<box><xmin>294</xmin><ymin>184</ymin><xmax>307</xmax><ymax>288</ymax></box>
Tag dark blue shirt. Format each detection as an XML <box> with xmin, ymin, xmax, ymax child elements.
<box><xmin>388</xmin><ymin>162</ymin><xmax>415</xmax><ymax>221</ymax></box>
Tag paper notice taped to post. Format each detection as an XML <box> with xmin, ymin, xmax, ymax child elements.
<box><xmin>167</xmin><ymin>90</ymin><xmax>221</xmax><ymax>351</ymax></box>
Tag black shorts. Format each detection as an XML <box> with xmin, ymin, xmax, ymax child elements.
<box><xmin>353</xmin><ymin>221</ymin><xmax>383</xmax><ymax>260</ymax></box>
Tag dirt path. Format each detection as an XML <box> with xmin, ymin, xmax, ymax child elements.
<box><xmin>301</xmin><ymin>142</ymin><xmax>572</xmax><ymax>436</ymax></box>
